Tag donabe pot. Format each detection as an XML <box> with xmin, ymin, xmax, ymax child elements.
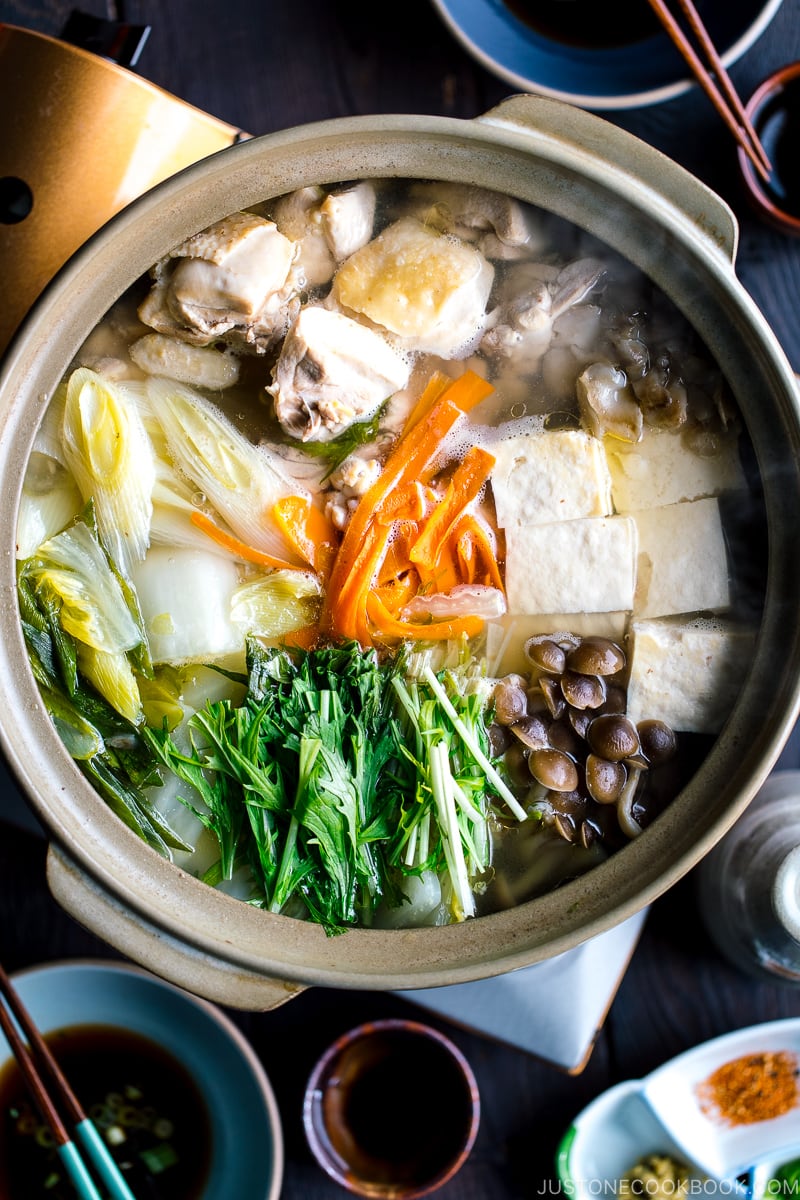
<box><xmin>1</xmin><ymin>97</ymin><xmax>798</xmax><ymax>1009</ymax></box>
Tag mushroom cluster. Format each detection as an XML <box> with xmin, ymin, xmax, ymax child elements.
<box><xmin>490</xmin><ymin>633</ymin><xmax>677</xmax><ymax>849</ymax></box>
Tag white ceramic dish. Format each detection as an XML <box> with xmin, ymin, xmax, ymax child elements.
<box><xmin>558</xmin><ymin>1017</ymin><xmax>800</xmax><ymax>1194</ymax></box>
<box><xmin>430</xmin><ymin>0</ymin><xmax>785</xmax><ymax>110</ymax></box>
<box><xmin>0</xmin><ymin>960</ymin><xmax>283</xmax><ymax>1200</ymax></box>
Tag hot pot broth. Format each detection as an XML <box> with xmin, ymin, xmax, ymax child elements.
<box><xmin>16</xmin><ymin>177</ymin><xmax>764</xmax><ymax>931</ymax></box>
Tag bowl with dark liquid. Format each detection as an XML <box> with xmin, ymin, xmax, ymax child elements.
<box><xmin>303</xmin><ymin>1019</ymin><xmax>480</xmax><ymax>1197</ymax></box>
<box><xmin>0</xmin><ymin>960</ymin><xmax>283</xmax><ymax>1200</ymax></box>
<box><xmin>429</xmin><ymin>0</ymin><xmax>785</xmax><ymax>109</ymax></box>
<box><xmin>738</xmin><ymin>60</ymin><xmax>800</xmax><ymax>234</ymax></box>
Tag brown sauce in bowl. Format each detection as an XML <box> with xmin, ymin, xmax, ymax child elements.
<box><xmin>501</xmin><ymin>0</ymin><xmax>661</xmax><ymax>47</ymax></box>
<box><xmin>0</xmin><ymin>1024</ymin><xmax>212</xmax><ymax>1199</ymax></box>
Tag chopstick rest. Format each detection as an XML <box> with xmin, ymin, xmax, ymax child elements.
<box><xmin>0</xmin><ymin>961</ymin><xmax>137</xmax><ymax>1200</ymax></box>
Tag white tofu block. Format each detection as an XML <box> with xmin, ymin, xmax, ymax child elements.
<box><xmin>490</xmin><ymin>429</ymin><xmax>613</xmax><ymax>528</ymax></box>
<box><xmin>504</xmin><ymin>516</ymin><xmax>637</xmax><ymax>615</ymax></box>
<box><xmin>606</xmin><ymin>429</ymin><xmax>745</xmax><ymax>513</ymax></box>
<box><xmin>633</xmin><ymin>497</ymin><xmax>730</xmax><ymax>619</ymax></box>
<box><xmin>626</xmin><ymin>617</ymin><xmax>755</xmax><ymax>734</ymax></box>
<box><xmin>485</xmin><ymin>612</ymin><xmax>628</xmax><ymax>677</ymax></box>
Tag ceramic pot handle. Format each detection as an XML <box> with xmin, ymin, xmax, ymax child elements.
<box><xmin>479</xmin><ymin>95</ymin><xmax>738</xmax><ymax>264</ymax></box>
<box><xmin>46</xmin><ymin>843</ymin><xmax>307</xmax><ymax>1011</ymax></box>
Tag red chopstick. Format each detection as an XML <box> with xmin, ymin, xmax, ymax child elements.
<box><xmin>646</xmin><ymin>0</ymin><xmax>772</xmax><ymax>182</ymax></box>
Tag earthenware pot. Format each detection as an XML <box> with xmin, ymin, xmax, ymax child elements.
<box><xmin>1</xmin><ymin>92</ymin><xmax>799</xmax><ymax>1009</ymax></box>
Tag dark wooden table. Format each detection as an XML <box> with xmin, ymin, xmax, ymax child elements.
<box><xmin>3</xmin><ymin>1</ymin><xmax>800</xmax><ymax>1197</ymax></box>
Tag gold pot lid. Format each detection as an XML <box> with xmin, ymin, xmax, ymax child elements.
<box><xmin>0</xmin><ymin>23</ymin><xmax>245</xmax><ymax>357</ymax></box>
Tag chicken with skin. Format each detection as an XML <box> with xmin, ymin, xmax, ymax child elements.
<box><xmin>268</xmin><ymin>306</ymin><xmax>410</xmax><ymax>442</ymax></box>
<box><xmin>138</xmin><ymin>211</ymin><xmax>301</xmax><ymax>352</ymax></box>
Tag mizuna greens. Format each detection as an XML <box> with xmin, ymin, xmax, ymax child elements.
<box><xmin>20</xmin><ymin>540</ymin><xmax>506</xmax><ymax>930</ymax></box>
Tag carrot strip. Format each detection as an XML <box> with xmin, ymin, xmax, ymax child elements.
<box><xmin>366</xmin><ymin>591</ymin><xmax>484</xmax><ymax>642</ymax></box>
<box><xmin>453</xmin><ymin>513</ymin><xmax>505</xmax><ymax>592</ymax></box>
<box><xmin>373</xmin><ymin>572</ymin><xmax>419</xmax><ymax>615</ymax></box>
<box><xmin>190</xmin><ymin>510</ymin><xmax>301</xmax><ymax>570</ymax></box>
<box><xmin>323</xmin><ymin>370</ymin><xmax>496</xmax><ymax>645</ymax></box>
<box><xmin>434</xmin><ymin>369</ymin><xmax>494</xmax><ymax>415</ymax></box>
<box><xmin>409</xmin><ymin>446</ymin><xmax>495</xmax><ymax>570</ymax></box>
<box><xmin>403</xmin><ymin>368</ymin><xmax>494</xmax><ymax>436</ymax></box>
<box><xmin>329</xmin><ymin>519</ymin><xmax>394</xmax><ymax>641</ymax></box>
<box><xmin>374</xmin><ymin>481</ymin><xmax>434</xmax><ymax>526</ymax></box>
<box><xmin>378</xmin><ymin>528</ymin><xmax>417</xmax><ymax>585</ymax></box>
<box><xmin>324</xmin><ymin>398</ymin><xmax>461</xmax><ymax>616</ymax></box>
<box><xmin>400</xmin><ymin>370</ymin><xmax>453</xmax><ymax>438</ymax></box>
<box><xmin>282</xmin><ymin>625</ymin><xmax>319</xmax><ymax>650</ymax></box>
<box><xmin>327</xmin><ymin>369</ymin><xmax>493</xmax><ymax>610</ymax></box>
<box><xmin>273</xmin><ymin>495</ymin><xmax>338</xmax><ymax>580</ymax></box>
<box><xmin>416</xmin><ymin>538</ymin><xmax>461</xmax><ymax>594</ymax></box>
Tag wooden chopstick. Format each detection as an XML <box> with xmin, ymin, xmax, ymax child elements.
<box><xmin>0</xmin><ymin>961</ymin><xmax>137</xmax><ymax>1200</ymax></box>
<box><xmin>646</xmin><ymin>0</ymin><xmax>772</xmax><ymax>182</ymax></box>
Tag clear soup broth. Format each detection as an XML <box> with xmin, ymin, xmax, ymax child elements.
<box><xmin>16</xmin><ymin>177</ymin><xmax>765</xmax><ymax>932</ymax></box>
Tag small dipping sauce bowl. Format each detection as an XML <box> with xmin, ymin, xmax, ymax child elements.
<box><xmin>739</xmin><ymin>61</ymin><xmax>800</xmax><ymax>235</ymax></box>
<box><xmin>303</xmin><ymin>1018</ymin><xmax>480</xmax><ymax>1198</ymax></box>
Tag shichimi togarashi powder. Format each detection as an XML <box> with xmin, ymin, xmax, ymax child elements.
<box><xmin>696</xmin><ymin>1050</ymin><xmax>799</xmax><ymax>1126</ymax></box>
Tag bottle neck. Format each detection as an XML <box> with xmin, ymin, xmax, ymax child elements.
<box><xmin>772</xmin><ymin>844</ymin><xmax>800</xmax><ymax>945</ymax></box>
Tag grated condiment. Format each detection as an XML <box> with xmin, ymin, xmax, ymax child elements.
<box><xmin>696</xmin><ymin>1050</ymin><xmax>799</xmax><ymax>1126</ymax></box>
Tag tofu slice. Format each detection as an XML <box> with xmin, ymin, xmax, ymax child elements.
<box><xmin>490</xmin><ymin>429</ymin><xmax>613</xmax><ymax>528</ymax></box>
<box><xmin>606</xmin><ymin>428</ymin><xmax>745</xmax><ymax>513</ymax></box>
<box><xmin>626</xmin><ymin>617</ymin><xmax>755</xmax><ymax>734</ymax></box>
<box><xmin>504</xmin><ymin>516</ymin><xmax>637</xmax><ymax>615</ymax></box>
<box><xmin>633</xmin><ymin>497</ymin><xmax>730</xmax><ymax>619</ymax></box>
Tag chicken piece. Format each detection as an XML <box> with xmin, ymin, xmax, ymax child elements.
<box><xmin>320</xmin><ymin>183</ymin><xmax>377</xmax><ymax>262</ymax></box>
<box><xmin>481</xmin><ymin>258</ymin><xmax>605</xmax><ymax>374</ymax></box>
<box><xmin>577</xmin><ymin>362</ymin><xmax>643</xmax><ymax>443</ymax></box>
<box><xmin>324</xmin><ymin>453</ymin><xmax>382</xmax><ymax>530</ymax></box>
<box><xmin>129</xmin><ymin>333</ymin><xmax>240</xmax><ymax>390</ymax></box>
<box><xmin>272</xmin><ymin>182</ymin><xmax>377</xmax><ymax>288</ymax></box>
<box><xmin>331</xmin><ymin>217</ymin><xmax>494</xmax><ymax>359</ymax></box>
<box><xmin>329</xmin><ymin>454</ymin><xmax>382</xmax><ymax>497</ymax></box>
<box><xmin>271</xmin><ymin>186</ymin><xmax>333</xmax><ymax>287</ymax></box>
<box><xmin>406</xmin><ymin>182</ymin><xmax>544</xmax><ymax>260</ymax></box>
<box><xmin>138</xmin><ymin>211</ymin><xmax>299</xmax><ymax>352</ymax></box>
<box><xmin>268</xmin><ymin>306</ymin><xmax>411</xmax><ymax>442</ymax></box>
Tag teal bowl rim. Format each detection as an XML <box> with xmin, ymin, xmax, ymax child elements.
<box><xmin>1</xmin><ymin>958</ymin><xmax>284</xmax><ymax>1200</ymax></box>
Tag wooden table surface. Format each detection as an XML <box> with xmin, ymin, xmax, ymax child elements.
<box><xmin>3</xmin><ymin>1</ymin><xmax>800</xmax><ymax>1197</ymax></box>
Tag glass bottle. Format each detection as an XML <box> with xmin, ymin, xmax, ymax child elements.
<box><xmin>696</xmin><ymin>770</ymin><xmax>800</xmax><ymax>983</ymax></box>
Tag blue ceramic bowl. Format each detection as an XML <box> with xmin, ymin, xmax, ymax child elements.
<box><xmin>1</xmin><ymin>959</ymin><xmax>283</xmax><ymax>1200</ymax></box>
<box><xmin>430</xmin><ymin>0</ymin><xmax>785</xmax><ymax>109</ymax></box>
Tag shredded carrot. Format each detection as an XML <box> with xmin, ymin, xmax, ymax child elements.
<box><xmin>366</xmin><ymin>591</ymin><xmax>484</xmax><ymax>642</ymax></box>
<box><xmin>378</xmin><ymin>528</ymin><xmax>417</xmax><ymax>585</ymax></box>
<box><xmin>190</xmin><ymin>510</ymin><xmax>301</xmax><ymax>571</ymax></box>
<box><xmin>372</xmin><ymin>572</ymin><xmax>419</xmax><ymax>615</ymax></box>
<box><xmin>374</xmin><ymin>481</ymin><xmax>434</xmax><ymax>526</ymax></box>
<box><xmin>453</xmin><ymin>513</ymin><xmax>505</xmax><ymax>592</ymax></box>
<box><xmin>273</xmin><ymin>495</ymin><xmax>338</xmax><ymax>580</ymax></box>
<box><xmin>326</xmin><ymin>372</ymin><xmax>492</xmax><ymax>607</ymax></box>
<box><xmin>323</xmin><ymin>397</ymin><xmax>462</xmax><ymax>616</ymax></box>
<box><xmin>399</xmin><ymin>370</ymin><xmax>453</xmax><ymax>438</ymax></box>
<box><xmin>409</xmin><ymin>445</ymin><xmax>495</xmax><ymax>570</ymax></box>
<box><xmin>323</xmin><ymin>369</ymin><xmax>498</xmax><ymax>647</ymax></box>
<box><xmin>415</xmin><ymin>538</ymin><xmax>461</xmax><ymax>594</ymax></box>
<box><xmin>403</xmin><ymin>368</ymin><xmax>493</xmax><ymax>436</ymax></box>
<box><xmin>329</xmin><ymin>519</ymin><xmax>394</xmax><ymax>641</ymax></box>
